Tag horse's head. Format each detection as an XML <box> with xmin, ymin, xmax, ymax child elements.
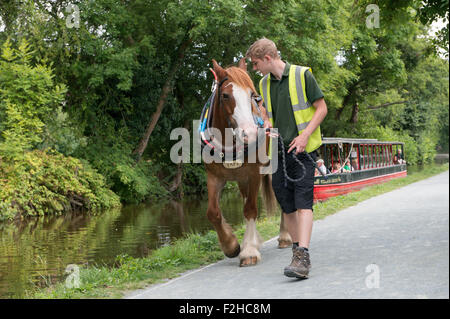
<box><xmin>212</xmin><ymin>58</ymin><xmax>259</xmax><ymax>144</ymax></box>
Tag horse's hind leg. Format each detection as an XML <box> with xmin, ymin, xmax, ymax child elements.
<box><xmin>239</xmin><ymin>177</ymin><xmax>263</xmax><ymax>267</ymax></box>
<box><xmin>206</xmin><ymin>173</ymin><xmax>240</xmax><ymax>258</ymax></box>
<box><xmin>278</xmin><ymin>210</ymin><xmax>292</xmax><ymax>248</ymax></box>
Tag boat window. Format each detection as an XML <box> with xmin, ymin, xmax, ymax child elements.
<box><xmin>361</xmin><ymin>144</ymin><xmax>368</xmax><ymax>169</ymax></box>
<box><xmin>351</xmin><ymin>147</ymin><xmax>359</xmax><ymax>170</ymax></box>
<box><xmin>370</xmin><ymin>145</ymin><xmax>374</xmax><ymax>168</ymax></box>
<box><xmin>362</xmin><ymin>145</ymin><xmax>367</xmax><ymax>169</ymax></box>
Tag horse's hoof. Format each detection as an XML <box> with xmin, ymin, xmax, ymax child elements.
<box><xmin>278</xmin><ymin>239</ymin><xmax>292</xmax><ymax>249</ymax></box>
<box><xmin>239</xmin><ymin>256</ymin><xmax>258</xmax><ymax>267</ymax></box>
<box><xmin>224</xmin><ymin>245</ymin><xmax>241</xmax><ymax>258</ymax></box>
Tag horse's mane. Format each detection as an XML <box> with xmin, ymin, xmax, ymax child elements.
<box><xmin>225</xmin><ymin>67</ymin><xmax>256</xmax><ymax>93</ymax></box>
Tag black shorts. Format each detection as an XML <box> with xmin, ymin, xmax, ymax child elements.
<box><xmin>272</xmin><ymin>150</ymin><xmax>317</xmax><ymax>214</ymax></box>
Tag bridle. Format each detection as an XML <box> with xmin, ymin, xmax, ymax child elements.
<box><xmin>217</xmin><ymin>75</ymin><xmax>235</xmax><ymax>130</ymax></box>
<box><xmin>198</xmin><ymin>68</ymin><xmax>266</xmax><ymax>161</ymax></box>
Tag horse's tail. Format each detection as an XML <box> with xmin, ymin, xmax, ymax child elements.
<box><xmin>261</xmin><ymin>174</ymin><xmax>276</xmax><ymax>216</ymax></box>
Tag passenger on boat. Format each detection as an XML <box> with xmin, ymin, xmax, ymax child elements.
<box><xmin>315</xmin><ymin>159</ymin><xmax>328</xmax><ymax>176</ymax></box>
<box><xmin>396</xmin><ymin>149</ymin><xmax>406</xmax><ymax>164</ymax></box>
<box><xmin>351</xmin><ymin>158</ymin><xmax>359</xmax><ymax>170</ymax></box>
<box><xmin>393</xmin><ymin>155</ymin><xmax>401</xmax><ymax>164</ymax></box>
<box><xmin>343</xmin><ymin>160</ymin><xmax>354</xmax><ymax>172</ymax></box>
<box><xmin>331</xmin><ymin>162</ymin><xmax>342</xmax><ymax>173</ymax></box>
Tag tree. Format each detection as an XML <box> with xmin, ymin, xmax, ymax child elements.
<box><xmin>418</xmin><ymin>0</ymin><xmax>449</xmax><ymax>56</ymax></box>
<box><xmin>0</xmin><ymin>38</ymin><xmax>66</xmax><ymax>157</ymax></box>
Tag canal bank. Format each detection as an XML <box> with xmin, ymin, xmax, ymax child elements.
<box><xmin>20</xmin><ymin>163</ymin><xmax>448</xmax><ymax>299</ymax></box>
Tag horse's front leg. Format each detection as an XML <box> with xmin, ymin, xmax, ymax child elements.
<box><xmin>239</xmin><ymin>176</ymin><xmax>263</xmax><ymax>267</ymax></box>
<box><xmin>206</xmin><ymin>172</ymin><xmax>240</xmax><ymax>258</ymax></box>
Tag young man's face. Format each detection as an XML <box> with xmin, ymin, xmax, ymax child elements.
<box><xmin>250</xmin><ymin>56</ymin><xmax>271</xmax><ymax>75</ymax></box>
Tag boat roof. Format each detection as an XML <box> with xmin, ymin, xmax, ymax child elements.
<box><xmin>322</xmin><ymin>137</ymin><xmax>404</xmax><ymax>145</ymax></box>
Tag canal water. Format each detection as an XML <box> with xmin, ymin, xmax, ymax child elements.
<box><xmin>0</xmin><ymin>162</ymin><xmax>447</xmax><ymax>298</ymax></box>
<box><xmin>0</xmin><ymin>191</ymin><xmax>266</xmax><ymax>298</ymax></box>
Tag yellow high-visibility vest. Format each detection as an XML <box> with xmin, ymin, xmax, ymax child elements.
<box><xmin>259</xmin><ymin>64</ymin><xmax>322</xmax><ymax>158</ymax></box>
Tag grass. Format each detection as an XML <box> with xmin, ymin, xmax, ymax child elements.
<box><xmin>27</xmin><ymin>163</ymin><xmax>448</xmax><ymax>299</ymax></box>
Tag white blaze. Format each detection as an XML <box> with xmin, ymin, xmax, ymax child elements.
<box><xmin>230</xmin><ymin>84</ymin><xmax>258</xmax><ymax>143</ymax></box>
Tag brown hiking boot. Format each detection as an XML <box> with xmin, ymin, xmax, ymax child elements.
<box><xmin>284</xmin><ymin>247</ymin><xmax>311</xmax><ymax>279</ymax></box>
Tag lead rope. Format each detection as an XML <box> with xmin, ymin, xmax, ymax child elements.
<box><xmin>271</xmin><ymin>130</ymin><xmax>354</xmax><ymax>187</ymax></box>
<box><xmin>277</xmin><ymin>134</ymin><xmax>305</xmax><ymax>187</ymax></box>
<box><xmin>274</xmin><ymin>132</ymin><xmax>320</xmax><ymax>187</ymax></box>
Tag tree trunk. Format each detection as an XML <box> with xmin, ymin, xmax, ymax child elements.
<box><xmin>169</xmin><ymin>163</ymin><xmax>183</xmax><ymax>193</ymax></box>
<box><xmin>132</xmin><ymin>36</ymin><xmax>192</xmax><ymax>162</ymax></box>
<box><xmin>335</xmin><ymin>105</ymin><xmax>346</xmax><ymax>120</ymax></box>
<box><xmin>336</xmin><ymin>80</ymin><xmax>359</xmax><ymax>120</ymax></box>
<box><xmin>168</xmin><ymin>85</ymin><xmax>189</xmax><ymax>196</ymax></box>
<box><xmin>349</xmin><ymin>102</ymin><xmax>359</xmax><ymax>123</ymax></box>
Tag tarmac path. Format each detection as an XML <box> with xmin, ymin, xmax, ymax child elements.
<box><xmin>126</xmin><ymin>171</ymin><xmax>449</xmax><ymax>299</ymax></box>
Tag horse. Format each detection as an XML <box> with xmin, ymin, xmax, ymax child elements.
<box><xmin>202</xmin><ymin>58</ymin><xmax>292</xmax><ymax>267</ymax></box>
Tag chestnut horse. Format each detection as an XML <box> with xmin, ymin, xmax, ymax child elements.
<box><xmin>203</xmin><ymin>59</ymin><xmax>289</xmax><ymax>267</ymax></box>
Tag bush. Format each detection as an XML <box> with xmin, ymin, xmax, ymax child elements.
<box><xmin>74</xmin><ymin>128</ymin><xmax>170</xmax><ymax>204</ymax></box>
<box><xmin>181</xmin><ymin>163</ymin><xmax>207</xmax><ymax>196</ymax></box>
<box><xmin>0</xmin><ymin>39</ymin><xmax>67</xmax><ymax>157</ymax></box>
<box><xmin>0</xmin><ymin>150</ymin><xmax>121</xmax><ymax>221</ymax></box>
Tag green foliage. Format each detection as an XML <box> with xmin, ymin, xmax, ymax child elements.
<box><xmin>181</xmin><ymin>163</ymin><xmax>207</xmax><ymax>196</ymax></box>
<box><xmin>0</xmin><ymin>150</ymin><xmax>121</xmax><ymax>221</ymax></box>
<box><xmin>0</xmin><ymin>38</ymin><xmax>120</xmax><ymax>220</ymax></box>
<box><xmin>396</xmin><ymin>54</ymin><xmax>449</xmax><ymax>163</ymax></box>
<box><xmin>40</xmin><ymin>107</ymin><xmax>88</xmax><ymax>156</ymax></box>
<box><xmin>329</xmin><ymin>1</ymin><xmax>448</xmax><ymax>165</ymax></box>
<box><xmin>418</xmin><ymin>0</ymin><xmax>449</xmax><ymax>56</ymax></box>
<box><xmin>74</xmin><ymin>124</ymin><xmax>169</xmax><ymax>204</ymax></box>
<box><xmin>0</xmin><ymin>0</ymin><xmax>447</xmax><ymax>208</ymax></box>
<box><xmin>0</xmin><ymin>39</ymin><xmax>67</xmax><ymax>156</ymax></box>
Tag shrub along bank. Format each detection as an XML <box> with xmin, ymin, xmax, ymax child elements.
<box><xmin>0</xmin><ymin>150</ymin><xmax>121</xmax><ymax>221</ymax></box>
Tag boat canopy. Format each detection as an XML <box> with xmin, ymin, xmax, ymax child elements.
<box><xmin>321</xmin><ymin>137</ymin><xmax>404</xmax><ymax>145</ymax></box>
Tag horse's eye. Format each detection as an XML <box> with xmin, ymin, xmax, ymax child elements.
<box><xmin>222</xmin><ymin>93</ymin><xmax>230</xmax><ymax>100</ymax></box>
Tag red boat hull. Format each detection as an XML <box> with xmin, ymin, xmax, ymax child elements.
<box><xmin>314</xmin><ymin>170</ymin><xmax>407</xmax><ymax>201</ymax></box>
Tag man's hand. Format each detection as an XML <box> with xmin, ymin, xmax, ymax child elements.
<box><xmin>287</xmin><ymin>97</ymin><xmax>328</xmax><ymax>154</ymax></box>
<box><xmin>288</xmin><ymin>132</ymin><xmax>310</xmax><ymax>154</ymax></box>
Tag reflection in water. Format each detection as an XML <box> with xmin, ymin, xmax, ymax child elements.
<box><xmin>0</xmin><ymin>191</ymin><xmax>265</xmax><ymax>298</ymax></box>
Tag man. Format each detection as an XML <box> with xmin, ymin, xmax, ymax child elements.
<box><xmin>246</xmin><ymin>38</ymin><xmax>328</xmax><ymax>279</ymax></box>
<box><xmin>316</xmin><ymin>159</ymin><xmax>328</xmax><ymax>176</ymax></box>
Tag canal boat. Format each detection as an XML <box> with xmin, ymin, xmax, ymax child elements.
<box><xmin>314</xmin><ymin>138</ymin><xmax>407</xmax><ymax>200</ymax></box>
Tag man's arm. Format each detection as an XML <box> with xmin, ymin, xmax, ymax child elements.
<box><xmin>287</xmin><ymin>97</ymin><xmax>328</xmax><ymax>154</ymax></box>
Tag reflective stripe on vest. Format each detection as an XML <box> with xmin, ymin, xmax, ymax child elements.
<box><xmin>259</xmin><ymin>64</ymin><xmax>322</xmax><ymax>157</ymax></box>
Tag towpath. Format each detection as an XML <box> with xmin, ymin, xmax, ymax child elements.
<box><xmin>126</xmin><ymin>171</ymin><xmax>449</xmax><ymax>299</ymax></box>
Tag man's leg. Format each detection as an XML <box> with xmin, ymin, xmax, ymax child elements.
<box><xmin>283</xmin><ymin>209</ymin><xmax>313</xmax><ymax>248</ymax></box>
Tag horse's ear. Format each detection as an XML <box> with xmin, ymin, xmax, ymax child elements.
<box><xmin>212</xmin><ymin>59</ymin><xmax>227</xmax><ymax>80</ymax></box>
<box><xmin>238</xmin><ymin>58</ymin><xmax>247</xmax><ymax>71</ymax></box>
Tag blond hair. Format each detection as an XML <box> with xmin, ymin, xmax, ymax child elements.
<box><xmin>245</xmin><ymin>37</ymin><xmax>280</xmax><ymax>60</ymax></box>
